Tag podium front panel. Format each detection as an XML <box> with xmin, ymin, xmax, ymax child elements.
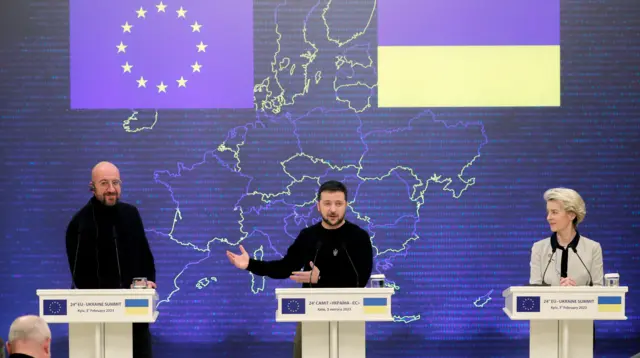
<box><xmin>37</xmin><ymin>289</ymin><xmax>158</xmax><ymax>323</ymax></box>
<box><xmin>275</xmin><ymin>288</ymin><xmax>394</xmax><ymax>322</ymax></box>
<box><xmin>502</xmin><ymin>286</ymin><xmax>628</xmax><ymax>321</ymax></box>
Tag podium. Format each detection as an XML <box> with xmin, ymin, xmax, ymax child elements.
<box><xmin>503</xmin><ymin>286</ymin><xmax>628</xmax><ymax>358</ymax></box>
<box><xmin>37</xmin><ymin>289</ymin><xmax>159</xmax><ymax>358</ymax></box>
<box><xmin>275</xmin><ymin>287</ymin><xmax>394</xmax><ymax>358</ymax></box>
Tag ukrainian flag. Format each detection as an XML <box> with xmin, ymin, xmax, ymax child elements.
<box><xmin>363</xmin><ymin>297</ymin><xmax>388</xmax><ymax>314</ymax></box>
<box><xmin>597</xmin><ymin>296</ymin><xmax>622</xmax><ymax>313</ymax></box>
<box><xmin>378</xmin><ymin>0</ymin><xmax>560</xmax><ymax>107</ymax></box>
<box><xmin>125</xmin><ymin>299</ymin><xmax>150</xmax><ymax>315</ymax></box>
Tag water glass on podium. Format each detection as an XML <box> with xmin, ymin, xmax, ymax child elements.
<box><xmin>604</xmin><ymin>273</ymin><xmax>620</xmax><ymax>287</ymax></box>
<box><xmin>370</xmin><ymin>274</ymin><xmax>385</xmax><ymax>288</ymax></box>
<box><xmin>132</xmin><ymin>277</ymin><xmax>148</xmax><ymax>289</ymax></box>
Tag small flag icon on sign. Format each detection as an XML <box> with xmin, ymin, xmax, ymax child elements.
<box><xmin>43</xmin><ymin>300</ymin><xmax>68</xmax><ymax>316</ymax></box>
<box><xmin>124</xmin><ymin>299</ymin><xmax>149</xmax><ymax>315</ymax></box>
<box><xmin>363</xmin><ymin>297</ymin><xmax>388</xmax><ymax>314</ymax></box>
<box><xmin>597</xmin><ymin>296</ymin><xmax>622</xmax><ymax>312</ymax></box>
<box><xmin>282</xmin><ymin>298</ymin><xmax>305</xmax><ymax>314</ymax></box>
<box><xmin>516</xmin><ymin>296</ymin><xmax>541</xmax><ymax>312</ymax></box>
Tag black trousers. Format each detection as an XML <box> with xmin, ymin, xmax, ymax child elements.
<box><xmin>132</xmin><ymin>323</ymin><xmax>152</xmax><ymax>358</ymax></box>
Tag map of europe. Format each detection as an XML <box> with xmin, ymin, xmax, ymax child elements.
<box><xmin>117</xmin><ymin>0</ymin><xmax>489</xmax><ymax>327</ymax></box>
<box><xmin>77</xmin><ymin>0</ymin><xmax>490</xmax><ymax>338</ymax></box>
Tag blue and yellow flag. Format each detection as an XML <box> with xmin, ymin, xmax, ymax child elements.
<box><xmin>363</xmin><ymin>297</ymin><xmax>388</xmax><ymax>314</ymax></box>
<box><xmin>597</xmin><ymin>296</ymin><xmax>622</xmax><ymax>312</ymax></box>
<box><xmin>125</xmin><ymin>299</ymin><xmax>150</xmax><ymax>315</ymax></box>
<box><xmin>378</xmin><ymin>0</ymin><xmax>560</xmax><ymax>107</ymax></box>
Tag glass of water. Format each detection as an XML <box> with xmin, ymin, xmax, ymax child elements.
<box><xmin>370</xmin><ymin>274</ymin><xmax>385</xmax><ymax>288</ymax></box>
<box><xmin>132</xmin><ymin>277</ymin><xmax>148</xmax><ymax>289</ymax></box>
<box><xmin>604</xmin><ymin>273</ymin><xmax>620</xmax><ymax>287</ymax></box>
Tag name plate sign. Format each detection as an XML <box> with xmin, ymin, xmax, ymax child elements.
<box><xmin>506</xmin><ymin>292</ymin><xmax>626</xmax><ymax>320</ymax></box>
<box><xmin>38</xmin><ymin>290</ymin><xmax>158</xmax><ymax>323</ymax></box>
<box><xmin>275</xmin><ymin>288</ymin><xmax>394</xmax><ymax>322</ymax></box>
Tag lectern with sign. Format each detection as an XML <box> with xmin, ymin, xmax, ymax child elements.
<box><xmin>275</xmin><ymin>287</ymin><xmax>394</xmax><ymax>358</ymax></box>
<box><xmin>37</xmin><ymin>289</ymin><xmax>158</xmax><ymax>358</ymax></box>
<box><xmin>503</xmin><ymin>286</ymin><xmax>628</xmax><ymax>358</ymax></box>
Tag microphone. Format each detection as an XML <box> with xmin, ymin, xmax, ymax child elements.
<box><xmin>540</xmin><ymin>247</ymin><xmax>557</xmax><ymax>286</ymax></box>
<box><xmin>71</xmin><ymin>226</ymin><xmax>82</xmax><ymax>289</ymax></box>
<box><xmin>90</xmin><ymin>201</ymin><xmax>102</xmax><ymax>289</ymax></box>
<box><xmin>342</xmin><ymin>242</ymin><xmax>359</xmax><ymax>287</ymax></box>
<box><xmin>571</xmin><ymin>246</ymin><xmax>593</xmax><ymax>286</ymax></box>
<box><xmin>309</xmin><ymin>241</ymin><xmax>322</xmax><ymax>288</ymax></box>
<box><xmin>112</xmin><ymin>226</ymin><xmax>123</xmax><ymax>288</ymax></box>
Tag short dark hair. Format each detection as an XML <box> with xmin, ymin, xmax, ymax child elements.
<box><xmin>317</xmin><ymin>180</ymin><xmax>347</xmax><ymax>201</ymax></box>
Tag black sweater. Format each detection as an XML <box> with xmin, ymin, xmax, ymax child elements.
<box><xmin>246</xmin><ymin>221</ymin><xmax>373</xmax><ymax>287</ymax></box>
<box><xmin>65</xmin><ymin>197</ymin><xmax>156</xmax><ymax>289</ymax></box>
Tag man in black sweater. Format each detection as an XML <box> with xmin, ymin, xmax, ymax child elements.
<box><xmin>5</xmin><ymin>315</ymin><xmax>51</xmax><ymax>358</ymax></box>
<box><xmin>65</xmin><ymin>161</ymin><xmax>156</xmax><ymax>358</ymax></box>
<box><xmin>226</xmin><ymin>180</ymin><xmax>373</xmax><ymax>358</ymax></box>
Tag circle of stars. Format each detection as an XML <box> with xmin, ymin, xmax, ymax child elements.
<box><xmin>48</xmin><ymin>301</ymin><xmax>62</xmax><ymax>314</ymax></box>
<box><xmin>117</xmin><ymin>2</ymin><xmax>206</xmax><ymax>94</ymax></box>
<box><xmin>522</xmin><ymin>298</ymin><xmax>535</xmax><ymax>311</ymax></box>
<box><xmin>286</xmin><ymin>300</ymin><xmax>300</xmax><ymax>313</ymax></box>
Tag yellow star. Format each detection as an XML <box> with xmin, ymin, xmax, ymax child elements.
<box><xmin>122</xmin><ymin>62</ymin><xmax>133</xmax><ymax>73</ymax></box>
<box><xmin>191</xmin><ymin>61</ymin><xmax>202</xmax><ymax>72</ymax></box>
<box><xmin>191</xmin><ymin>21</ymin><xmax>202</xmax><ymax>32</ymax></box>
<box><xmin>136</xmin><ymin>7</ymin><xmax>147</xmax><ymax>18</ymax></box>
<box><xmin>176</xmin><ymin>76</ymin><xmax>188</xmax><ymax>87</ymax></box>
<box><xmin>157</xmin><ymin>81</ymin><xmax>168</xmax><ymax>93</ymax></box>
<box><xmin>121</xmin><ymin>22</ymin><xmax>133</xmax><ymax>33</ymax></box>
<box><xmin>116</xmin><ymin>41</ymin><xmax>127</xmax><ymax>53</ymax></box>
<box><xmin>156</xmin><ymin>1</ymin><xmax>167</xmax><ymax>12</ymax></box>
<box><xmin>137</xmin><ymin>76</ymin><xmax>148</xmax><ymax>88</ymax></box>
<box><xmin>196</xmin><ymin>41</ymin><xmax>208</xmax><ymax>52</ymax></box>
<box><xmin>176</xmin><ymin>6</ymin><xmax>187</xmax><ymax>18</ymax></box>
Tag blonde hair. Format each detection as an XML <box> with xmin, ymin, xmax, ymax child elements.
<box><xmin>544</xmin><ymin>188</ymin><xmax>586</xmax><ymax>227</ymax></box>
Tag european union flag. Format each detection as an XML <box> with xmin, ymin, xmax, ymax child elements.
<box><xmin>282</xmin><ymin>298</ymin><xmax>305</xmax><ymax>315</ymax></box>
<box><xmin>43</xmin><ymin>300</ymin><xmax>68</xmax><ymax>316</ymax></box>
<box><xmin>516</xmin><ymin>296</ymin><xmax>541</xmax><ymax>312</ymax></box>
<box><xmin>69</xmin><ymin>0</ymin><xmax>254</xmax><ymax>109</ymax></box>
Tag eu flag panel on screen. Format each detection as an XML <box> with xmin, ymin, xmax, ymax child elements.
<box><xmin>69</xmin><ymin>0</ymin><xmax>254</xmax><ymax>109</ymax></box>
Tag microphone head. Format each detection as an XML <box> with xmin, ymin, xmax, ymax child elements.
<box><xmin>315</xmin><ymin>241</ymin><xmax>323</xmax><ymax>249</ymax></box>
<box><xmin>571</xmin><ymin>246</ymin><xmax>578</xmax><ymax>253</ymax></box>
